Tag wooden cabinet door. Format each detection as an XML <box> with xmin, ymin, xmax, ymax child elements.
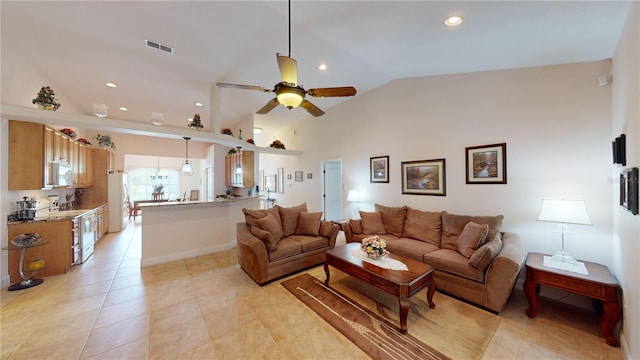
<box><xmin>77</xmin><ymin>144</ymin><xmax>87</xmax><ymax>186</ymax></box>
<box><xmin>69</xmin><ymin>139</ymin><xmax>79</xmax><ymax>186</ymax></box>
<box><xmin>8</xmin><ymin>121</ymin><xmax>48</xmax><ymax>190</ymax></box>
<box><xmin>86</xmin><ymin>147</ymin><xmax>94</xmax><ymax>186</ymax></box>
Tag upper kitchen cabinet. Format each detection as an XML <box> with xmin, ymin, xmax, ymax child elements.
<box><xmin>225</xmin><ymin>150</ymin><xmax>255</xmax><ymax>188</ymax></box>
<box><xmin>81</xmin><ymin>148</ymin><xmax>113</xmax><ymax>208</ymax></box>
<box><xmin>9</xmin><ymin>120</ymin><xmax>94</xmax><ymax>190</ymax></box>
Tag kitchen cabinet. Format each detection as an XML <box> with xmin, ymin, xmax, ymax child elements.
<box><xmin>225</xmin><ymin>150</ymin><xmax>255</xmax><ymax>188</ymax></box>
<box><xmin>7</xmin><ymin>220</ymin><xmax>73</xmax><ymax>282</ymax></box>
<box><xmin>9</xmin><ymin>120</ymin><xmax>94</xmax><ymax>190</ymax></box>
<box><xmin>82</xmin><ymin>149</ymin><xmax>112</xmax><ymax>208</ymax></box>
<box><xmin>96</xmin><ymin>204</ymin><xmax>109</xmax><ymax>239</ymax></box>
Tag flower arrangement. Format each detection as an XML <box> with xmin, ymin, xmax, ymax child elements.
<box><xmin>269</xmin><ymin>139</ymin><xmax>286</xmax><ymax>149</ymax></box>
<box><xmin>32</xmin><ymin>86</ymin><xmax>61</xmax><ymax>111</ymax></box>
<box><xmin>221</xmin><ymin>128</ymin><xmax>233</xmax><ymax>136</ymax></box>
<box><xmin>188</xmin><ymin>113</ymin><xmax>203</xmax><ymax>130</ymax></box>
<box><xmin>227</xmin><ymin>148</ymin><xmax>237</xmax><ymax>155</ymax></box>
<box><xmin>93</xmin><ymin>133</ymin><xmax>116</xmax><ymax>150</ymax></box>
<box><xmin>59</xmin><ymin>128</ymin><xmax>77</xmax><ymax>138</ymax></box>
<box><xmin>77</xmin><ymin>138</ymin><xmax>91</xmax><ymax>145</ymax></box>
<box><xmin>361</xmin><ymin>235</ymin><xmax>389</xmax><ymax>259</ymax></box>
<box><xmin>246</xmin><ymin>138</ymin><xmax>255</xmax><ymax>145</ymax></box>
<box><xmin>153</xmin><ymin>183</ymin><xmax>165</xmax><ymax>194</ymax></box>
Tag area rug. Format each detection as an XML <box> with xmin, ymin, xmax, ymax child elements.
<box><xmin>282</xmin><ymin>273</ymin><xmax>500</xmax><ymax>360</ymax></box>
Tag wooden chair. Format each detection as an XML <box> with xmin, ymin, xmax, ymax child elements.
<box><xmin>128</xmin><ymin>200</ymin><xmax>140</xmax><ymax>220</ymax></box>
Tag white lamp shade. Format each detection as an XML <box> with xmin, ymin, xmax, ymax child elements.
<box><xmin>180</xmin><ymin>160</ymin><xmax>194</xmax><ymax>176</ymax></box>
<box><xmin>346</xmin><ymin>190</ymin><xmax>361</xmax><ymax>202</ymax></box>
<box><xmin>537</xmin><ymin>198</ymin><xmax>592</xmax><ymax>225</ymax></box>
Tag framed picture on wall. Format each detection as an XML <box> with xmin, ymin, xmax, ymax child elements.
<box><xmin>295</xmin><ymin>171</ymin><xmax>303</xmax><ymax>182</ymax></box>
<box><xmin>277</xmin><ymin>168</ymin><xmax>284</xmax><ymax>193</ymax></box>
<box><xmin>401</xmin><ymin>158</ymin><xmax>446</xmax><ymax>196</ymax></box>
<box><xmin>621</xmin><ymin>167</ymin><xmax>639</xmax><ymax>215</ymax></box>
<box><xmin>370</xmin><ymin>156</ymin><xmax>389</xmax><ymax>183</ymax></box>
<box><xmin>465</xmin><ymin>143</ymin><xmax>507</xmax><ymax>184</ymax></box>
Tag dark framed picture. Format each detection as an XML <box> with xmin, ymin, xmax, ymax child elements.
<box><xmin>401</xmin><ymin>159</ymin><xmax>446</xmax><ymax>196</ymax></box>
<box><xmin>295</xmin><ymin>171</ymin><xmax>303</xmax><ymax>182</ymax></box>
<box><xmin>307</xmin><ymin>173</ymin><xmax>312</xmax><ymax>179</ymax></box>
<box><xmin>612</xmin><ymin>134</ymin><xmax>626</xmax><ymax>166</ymax></box>
<box><xmin>465</xmin><ymin>143</ymin><xmax>507</xmax><ymax>184</ymax></box>
<box><xmin>621</xmin><ymin>167</ymin><xmax>638</xmax><ymax>215</ymax></box>
<box><xmin>370</xmin><ymin>156</ymin><xmax>389</xmax><ymax>183</ymax></box>
<box><xmin>287</xmin><ymin>174</ymin><xmax>292</xmax><ymax>180</ymax></box>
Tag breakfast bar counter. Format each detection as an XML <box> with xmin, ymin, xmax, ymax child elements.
<box><xmin>139</xmin><ymin>197</ymin><xmax>259</xmax><ymax>267</ymax></box>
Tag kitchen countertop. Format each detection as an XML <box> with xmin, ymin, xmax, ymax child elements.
<box><xmin>8</xmin><ymin>208</ymin><xmax>100</xmax><ymax>225</ymax></box>
<box><xmin>137</xmin><ymin>196</ymin><xmax>259</xmax><ymax>208</ymax></box>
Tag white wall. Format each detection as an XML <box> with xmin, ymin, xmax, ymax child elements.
<box><xmin>272</xmin><ymin>60</ymin><xmax>614</xmax><ymax>267</ymax></box>
<box><xmin>611</xmin><ymin>2</ymin><xmax>639</xmax><ymax>359</ymax></box>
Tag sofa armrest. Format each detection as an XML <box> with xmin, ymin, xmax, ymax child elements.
<box><xmin>484</xmin><ymin>232</ymin><xmax>525</xmax><ymax>312</ymax></box>
<box><xmin>236</xmin><ymin>222</ymin><xmax>270</xmax><ymax>284</ymax></box>
<box><xmin>343</xmin><ymin>219</ymin><xmax>362</xmax><ymax>243</ymax></box>
<box><xmin>327</xmin><ymin>223</ymin><xmax>340</xmax><ymax>248</ymax></box>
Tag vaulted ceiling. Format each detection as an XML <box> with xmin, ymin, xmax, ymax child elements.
<box><xmin>1</xmin><ymin>1</ymin><xmax>631</xmax><ymax>137</ymax></box>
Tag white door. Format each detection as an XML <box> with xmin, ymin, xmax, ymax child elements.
<box><xmin>322</xmin><ymin>160</ymin><xmax>342</xmax><ymax>221</ymax></box>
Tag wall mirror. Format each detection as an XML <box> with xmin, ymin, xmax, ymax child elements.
<box><xmin>277</xmin><ymin>168</ymin><xmax>284</xmax><ymax>193</ymax></box>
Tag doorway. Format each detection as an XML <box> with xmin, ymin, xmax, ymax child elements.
<box><xmin>321</xmin><ymin>160</ymin><xmax>342</xmax><ymax>221</ymax></box>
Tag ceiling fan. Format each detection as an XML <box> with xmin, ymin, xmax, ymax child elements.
<box><xmin>216</xmin><ymin>0</ymin><xmax>356</xmax><ymax>117</ymax></box>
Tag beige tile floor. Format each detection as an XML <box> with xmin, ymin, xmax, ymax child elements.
<box><xmin>1</xmin><ymin>220</ymin><xmax>623</xmax><ymax>359</ymax></box>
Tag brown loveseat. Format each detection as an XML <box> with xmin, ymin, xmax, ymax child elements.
<box><xmin>343</xmin><ymin>204</ymin><xmax>524</xmax><ymax>313</ymax></box>
<box><xmin>237</xmin><ymin>203</ymin><xmax>340</xmax><ymax>285</ymax></box>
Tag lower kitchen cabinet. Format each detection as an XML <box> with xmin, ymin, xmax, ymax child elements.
<box><xmin>7</xmin><ymin>220</ymin><xmax>73</xmax><ymax>283</ymax></box>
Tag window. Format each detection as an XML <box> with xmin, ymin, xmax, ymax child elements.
<box><xmin>127</xmin><ymin>168</ymin><xmax>180</xmax><ymax>200</ymax></box>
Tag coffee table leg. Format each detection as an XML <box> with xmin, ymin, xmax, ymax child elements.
<box><xmin>427</xmin><ymin>280</ymin><xmax>436</xmax><ymax>309</ymax></box>
<box><xmin>399</xmin><ymin>298</ymin><xmax>410</xmax><ymax>334</ymax></box>
<box><xmin>323</xmin><ymin>262</ymin><xmax>330</xmax><ymax>286</ymax></box>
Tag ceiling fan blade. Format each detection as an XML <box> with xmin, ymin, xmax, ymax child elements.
<box><xmin>300</xmin><ymin>100</ymin><xmax>325</xmax><ymax>117</ymax></box>
<box><xmin>276</xmin><ymin>53</ymin><xmax>298</xmax><ymax>85</ymax></box>
<box><xmin>256</xmin><ymin>98</ymin><xmax>280</xmax><ymax>114</ymax></box>
<box><xmin>216</xmin><ymin>83</ymin><xmax>272</xmax><ymax>92</ymax></box>
<box><xmin>307</xmin><ymin>86</ymin><xmax>357</xmax><ymax>97</ymax></box>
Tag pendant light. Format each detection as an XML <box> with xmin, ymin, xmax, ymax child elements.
<box><xmin>180</xmin><ymin>137</ymin><xmax>194</xmax><ymax>176</ymax></box>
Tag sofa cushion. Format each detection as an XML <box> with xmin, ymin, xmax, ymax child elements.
<box><xmin>469</xmin><ymin>232</ymin><xmax>503</xmax><ymax>271</ymax></box>
<box><xmin>457</xmin><ymin>222</ymin><xmax>489</xmax><ymax>258</ymax></box>
<box><xmin>268</xmin><ymin>238</ymin><xmax>302</xmax><ymax>262</ymax></box>
<box><xmin>319</xmin><ymin>220</ymin><xmax>333</xmax><ymax>237</ymax></box>
<box><xmin>441</xmin><ymin>212</ymin><xmax>503</xmax><ymax>251</ymax></box>
<box><xmin>359</xmin><ymin>211</ymin><xmax>387</xmax><ymax>234</ymax></box>
<box><xmin>243</xmin><ymin>207</ymin><xmax>281</xmax><ymax>228</ymax></box>
<box><xmin>374</xmin><ymin>204</ymin><xmax>407</xmax><ymax>237</ymax></box>
<box><xmin>257</xmin><ymin>213</ymin><xmax>285</xmax><ymax>242</ymax></box>
<box><xmin>350</xmin><ymin>219</ymin><xmax>363</xmax><ymax>234</ymax></box>
<box><xmin>278</xmin><ymin>203</ymin><xmax>308</xmax><ymax>237</ymax></box>
<box><xmin>423</xmin><ymin>249</ymin><xmax>485</xmax><ymax>282</ymax></box>
<box><xmin>295</xmin><ymin>211</ymin><xmax>322</xmax><ymax>236</ymax></box>
<box><xmin>384</xmin><ymin>237</ymin><xmax>439</xmax><ymax>263</ymax></box>
<box><xmin>402</xmin><ymin>208</ymin><xmax>442</xmax><ymax>246</ymax></box>
<box><xmin>289</xmin><ymin>235</ymin><xmax>329</xmax><ymax>252</ymax></box>
<box><xmin>250</xmin><ymin>225</ymin><xmax>278</xmax><ymax>252</ymax></box>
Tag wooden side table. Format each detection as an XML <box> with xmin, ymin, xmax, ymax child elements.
<box><xmin>523</xmin><ymin>252</ymin><xmax>622</xmax><ymax>346</ymax></box>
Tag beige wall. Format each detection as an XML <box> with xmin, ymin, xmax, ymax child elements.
<box><xmin>611</xmin><ymin>2</ymin><xmax>639</xmax><ymax>359</ymax></box>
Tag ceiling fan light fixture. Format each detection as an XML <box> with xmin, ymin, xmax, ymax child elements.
<box><xmin>444</xmin><ymin>15</ymin><xmax>463</xmax><ymax>27</ymax></box>
<box><xmin>277</xmin><ymin>92</ymin><xmax>303</xmax><ymax>109</ymax></box>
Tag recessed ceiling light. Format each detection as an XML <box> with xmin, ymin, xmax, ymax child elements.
<box><xmin>105</xmin><ymin>82</ymin><xmax>117</xmax><ymax>88</ymax></box>
<box><xmin>444</xmin><ymin>16</ymin><xmax>463</xmax><ymax>27</ymax></box>
<box><xmin>195</xmin><ymin>102</ymin><xmax>203</xmax><ymax>107</ymax></box>
<box><xmin>119</xmin><ymin>107</ymin><xmax>128</xmax><ymax>111</ymax></box>
<box><xmin>187</xmin><ymin>118</ymin><xmax>193</xmax><ymax>122</ymax></box>
<box><xmin>318</xmin><ymin>64</ymin><xmax>327</xmax><ymax>71</ymax></box>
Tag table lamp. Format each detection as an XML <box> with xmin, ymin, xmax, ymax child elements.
<box><xmin>347</xmin><ymin>189</ymin><xmax>363</xmax><ymax>218</ymax></box>
<box><xmin>537</xmin><ymin>198</ymin><xmax>592</xmax><ymax>264</ymax></box>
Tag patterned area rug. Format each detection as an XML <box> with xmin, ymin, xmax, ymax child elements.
<box><xmin>282</xmin><ymin>273</ymin><xmax>500</xmax><ymax>360</ymax></box>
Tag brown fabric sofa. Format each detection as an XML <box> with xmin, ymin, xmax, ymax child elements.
<box><xmin>342</xmin><ymin>204</ymin><xmax>524</xmax><ymax>313</ymax></box>
<box><xmin>237</xmin><ymin>203</ymin><xmax>340</xmax><ymax>285</ymax></box>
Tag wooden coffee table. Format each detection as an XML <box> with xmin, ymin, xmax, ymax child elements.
<box><xmin>324</xmin><ymin>243</ymin><xmax>435</xmax><ymax>333</ymax></box>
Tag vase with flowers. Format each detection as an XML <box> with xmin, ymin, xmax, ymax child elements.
<box><xmin>32</xmin><ymin>86</ymin><xmax>61</xmax><ymax>111</ymax></box>
<box><xmin>93</xmin><ymin>133</ymin><xmax>116</xmax><ymax>150</ymax></box>
<box><xmin>361</xmin><ymin>235</ymin><xmax>389</xmax><ymax>259</ymax></box>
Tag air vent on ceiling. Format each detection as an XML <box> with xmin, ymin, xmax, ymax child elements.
<box><xmin>145</xmin><ymin>39</ymin><xmax>174</xmax><ymax>54</ymax></box>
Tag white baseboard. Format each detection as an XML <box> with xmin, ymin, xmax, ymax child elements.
<box><xmin>141</xmin><ymin>241</ymin><xmax>235</xmax><ymax>267</ymax></box>
<box><xmin>1</xmin><ymin>274</ymin><xmax>10</xmax><ymax>289</ymax></box>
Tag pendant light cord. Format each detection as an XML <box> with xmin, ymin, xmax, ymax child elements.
<box><xmin>288</xmin><ymin>0</ymin><xmax>291</xmax><ymax>57</ymax></box>
<box><xmin>183</xmin><ymin>137</ymin><xmax>191</xmax><ymax>160</ymax></box>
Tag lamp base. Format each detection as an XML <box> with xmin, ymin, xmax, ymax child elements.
<box><xmin>550</xmin><ymin>251</ymin><xmax>577</xmax><ymax>264</ymax></box>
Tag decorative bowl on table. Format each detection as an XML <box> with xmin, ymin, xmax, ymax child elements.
<box><xmin>11</xmin><ymin>233</ymin><xmax>42</xmax><ymax>247</ymax></box>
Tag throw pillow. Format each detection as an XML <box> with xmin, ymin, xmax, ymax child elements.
<box><xmin>441</xmin><ymin>212</ymin><xmax>503</xmax><ymax>251</ymax></box>
<box><xmin>402</xmin><ymin>208</ymin><xmax>442</xmax><ymax>246</ymax></box>
<box><xmin>278</xmin><ymin>203</ymin><xmax>308</xmax><ymax>237</ymax></box>
<box><xmin>350</xmin><ymin>219</ymin><xmax>363</xmax><ymax>234</ymax></box>
<box><xmin>250</xmin><ymin>225</ymin><xmax>278</xmax><ymax>252</ymax></box>
<box><xmin>359</xmin><ymin>211</ymin><xmax>386</xmax><ymax>234</ymax></box>
<box><xmin>374</xmin><ymin>204</ymin><xmax>407</xmax><ymax>237</ymax></box>
<box><xmin>242</xmin><ymin>208</ymin><xmax>269</xmax><ymax>228</ymax></box>
<box><xmin>257</xmin><ymin>213</ymin><xmax>285</xmax><ymax>242</ymax></box>
<box><xmin>457</xmin><ymin>221</ymin><xmax>489</xmax><ymax>258</ymax></box>
<box><xmin>319</xmin><ymin>221</ymin><xmax>333</xmax><ymax>237</ymax></box>
<box><xmin>469</xmin><ymin>233</ymin><xmax>503</xmax><ymax>271</ymax></box>
<box><xmin>295</xmin><ymin>212</ymin><xmax>323</xmax><ymax>236</ymax></box>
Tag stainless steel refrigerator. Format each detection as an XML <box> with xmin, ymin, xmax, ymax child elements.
<box><xmin>108</xmin><ymin>173</ymin><xmax>128</xmax><ymax>232</ymax></box>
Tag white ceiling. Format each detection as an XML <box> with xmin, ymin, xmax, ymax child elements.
<box><xmin>1</xmin><ymin>1</ymin><xmax>631</xmax><ymax>136</ymax></box>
